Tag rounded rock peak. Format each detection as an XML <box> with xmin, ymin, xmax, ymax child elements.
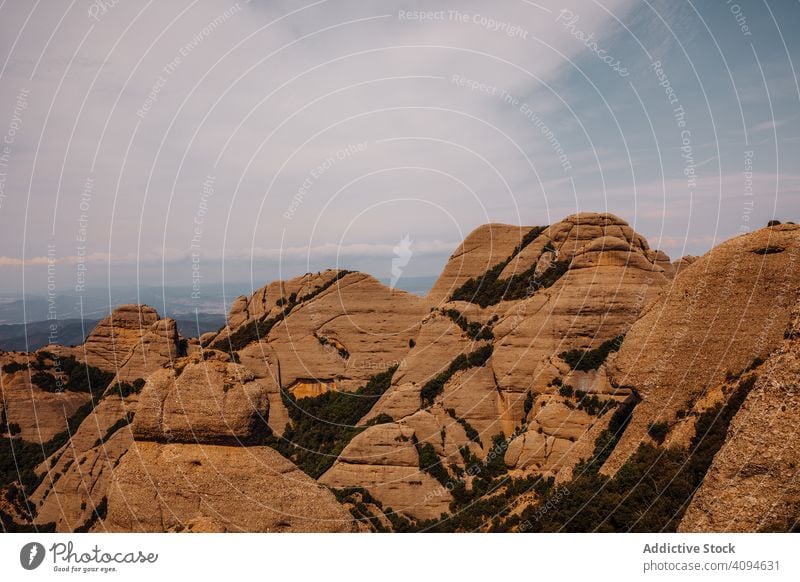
<box><xmin>102</xmin><ymin>304</ymin><xmax>161</xmax><ymax>327</ymax></box>
<box><xmin>574</xmin><ymin>235</ymin><xmax>634</xmax><ymax>255</ymax></box>
<box><xmin>561</xmin><ymin>212</ymin><xmax>629</xmax><ymax>227</ymax></box>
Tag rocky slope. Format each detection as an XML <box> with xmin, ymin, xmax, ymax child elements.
<box><xmin>601</xmin><ymin>223</ymin><xmax>800</xmax><ymax>475</ymax></box>
<box><xmin>678</xmin><ymin>288</ymin><xmax>800</xmax><ymax>532</ymax></box>
<box><xmin>103</xmin><ymin>352</ymin><xmax>355</xmax><ymax>532</ymax></box>
<box><xmin>3</xmin><ymin>213</ymin><xmax>799</xmax><ymax>533</ymax></box>
<box><xmin>427</xmin><ymin>223</ymin><xmax>531</xmax><ymax>304</ymax></box>
<box><xmin>320</xmin><ymin>213</ymin><xmax>672</xmax><ymax>519</ymax></box>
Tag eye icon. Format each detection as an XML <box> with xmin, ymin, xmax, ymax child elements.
<box><xmin>20</xmin><ymin>542</ymin><xmax>46</xmax><ymax>570</ymax></box>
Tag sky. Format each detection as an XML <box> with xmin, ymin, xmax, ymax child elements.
<box><xmin>0</xmin><ymin>0</ymin><xmax>798</xmax><ymax>301</ymax></box>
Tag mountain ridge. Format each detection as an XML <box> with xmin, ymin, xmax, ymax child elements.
<box><xmin>2</xmin><ymin>212</ymin><xmax>798</xmax><ymax>532</ymax></box>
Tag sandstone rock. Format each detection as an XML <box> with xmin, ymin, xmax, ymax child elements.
<box><xmin>319</xmin><ymin>417</ymin><xmax>453</xmax><ymax>521</ymax></box>
<box><xmin>31</xmin><ymin>395</ymin><xmax>135</xmax><ymax>531</ymax></box>
<box><xmin>325</xmin><ymin>214</ymin><xmax>664</xmax><ymax>516</ymax></box>
<box><xmin>602</xmin><ymin>224</ymin><xmax>800</xmax><ymax>475</ymax></box>
<box><xmin>115</xmin><ymin>317</ymin><xmax>181</xmax><ymax>382</ymax></box>
<box><xmin>672</xmin><ymin>254</ymin><xmax>698</xmax><ymax>276</ymax></box>
<box><xmin>338</xmin><ymin>422</ymin><xmax>418</xmax><ymax>466</ymax></box>
<box><xmin>83</xmin><ymin>305</ymin><xmax>159</xmax><ymax>369</ymax></box>
<box><xmin>227</xmin><ymin>272</ymin><xmax>428</xmax><ymax>395</ymax></box>
<box><xmin>365</xmin><ymin>312</ymin><xmax>472</xmax><ymax>423</ymax></box>
<box><xmin>320</xmin><ymin>461</ymin><xmax>450</xmax><ymax>521</ymax></box>
<box><xmin>492</xmin><ymin>230</ymin><xmax>666</xmax><ymax>405</ymax></box>
<box><xmin>0</xmin><ymin>353</ymin><xmax>90</xmax><ymax>443</ymax></box>
<box><xmin>103</xmin><ymin>441</ymin><xmax>355</xmax><ymax>532</ymax></box>
<box><xmin>678</xmin><ymin>291</ymin><xmax>800</xmax><ymax>532</ymax></box>
<box><xmin>225</xmin><ymin>270</ymin><xmax>344</xmax><ymax>330</ymax></box>
<box><xmin>428</xmin><ymin>223</ymin><xmax>530</xmax><ymax>304</ymax></box>
<box><xmin>439</xmin><ymin>366</ymin><xmax>507</xmax><ymax>441</ymax></box>
<box><xmin>82</xmin><ymin>305</ymin><xmax>181</xmax><ymax>380</ymax></box>
<box><xmin>647</xmin><ymin>249</ymin><xmax>675</xmax><ymax>277</ymax></box>
<box><xmin>132</xmin><ymin>357</ymin><xmax>271</xmax><ymax>444</ymax></box>
<box><xmin>498</xmin><ymin>212</ymin><xmax>653</xmax><ymax>280</ymax></box>
<box><xmin>534</xmin><ymin>399</ymin><xmax>594</xmax><ymax>441</ymax></box>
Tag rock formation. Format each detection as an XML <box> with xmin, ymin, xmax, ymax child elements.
<box><xmin>602</xmin><ymin>223</ymin><xmax>800</xmax><ymax>475</ymax></box>
<box><xmin>3</xmin><ymin>214</ymin><xmax>800</xmax><ymax>533</ymax></box>
<box><xmin>0</xmin><ymin>352</ymin><xmax>90</xmax><ymax>444</ymax></box>
<box><xmin>83</xmin><ymin>305</ymin><xmax>181</xmax><ymax>378</ymax></box>
<box><xmin>321</xmin><ymin>213</ymin><xmax>668</xmax><ymax>515</ymax></box>
<box><xmin>104</xmin><ymin>441</ymin><xmax>355</xmax><ymax>532</ymax></box>
<box><xmin>427</xmin><ymin>223</ymin><xmax>531</xmax><ymax>304</ymax></box>
<box><xmin>678</xmin><ymin>288</ymin><xmax>800</xmax><ymax>532</ymax></box>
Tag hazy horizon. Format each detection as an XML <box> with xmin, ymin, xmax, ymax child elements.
<box><xmin>1</xmin><ymin>0</ymin><xmax>798</xmax><ymax>296</ymax></box>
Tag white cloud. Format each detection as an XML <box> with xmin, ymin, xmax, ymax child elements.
<box><xmin>0</xmin><ymin>238</ymin><xmax>459</xmax><ymax>268</ymax></box>
<box><xmin>0</xmin><ymin>0</ymin><xmax>635</xmax><ymax>283</ymax></box>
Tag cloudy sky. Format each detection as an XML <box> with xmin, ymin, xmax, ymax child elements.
<box><xmin>0</xmin><ymin>0</ymin><xmax>798</xmax><ymax>298</ymax></box>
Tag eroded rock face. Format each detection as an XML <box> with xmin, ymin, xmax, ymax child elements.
<box><xmin>497</xmin><ymin>212</ymin><xmax>653</xmax><ymax>280</ymax></box>
<box><xmin>678</xmin><ymin>292</ymin><xmax>800</xmax><ymax>532</ymax></box>
<box><xmin>428</xmin><ymin>223</ymin><xmax>530</xmax><ymax>304</ymax></box>
<box><xmin>365</xmin><ymin>312</ymin><xmax>473</xmax><ymax>423</ymax></box>
<box><xmin>225</xmin><ymin>270</ymin><xmax>344</xmax><ymax>330</ymax></box>
<box><xmin>319</xmin><ymin>419</ymin><xmax>455</xmax><ymax>521</ymax></box>
<box><xmin>491</xmin><ymin>220</ymin><xmax>667</xmax><ymax>421</ymax></box>
<box><xmin>0</xmin><ymin>353</ymin><xmax>90</xmax><ymax>444</ymax></box>
<box><xmin>321</xmin><ymin>213</ymin><xmax>666</xmax><ymax>516</ymax></box>
<box><xmin>103</xmin><ymin>441</ymin><xmax>355</xmax><ymax>532</ymax></box>
<box><xmin>673</xmin><ymin>255</ymin><xmax>698</xmax><ymax>276</ymax></box>
<box><xmin>8</xmin><ymin>214</ymin><xmax>800</xmax><ymax>533</ymax></box>
<box><xmin>115</xmin><ymin>318</ymin><xmax>181</xmax><ymax>382</ymax></box>
<box><xmin>83</xmin><ymin>305</ymin><xmax>159</xmax><ymax>370</ymax></box>
<box><xmin>82</xmin><ymin>305</ymin><xmax>181</xmax><ymax>380</ymax></box>
<box><xmin>218</xmin><ymin>271</ymin><xmax>428</xmax><ymax>395</ymax></box>
<box><xmin>602</xmin><ymin>224</ymin><xmax>800</xmax><ymax>475</ymax></box>
<box><xmin>31</xmin><ymin>395</ymin><xmax>135</xmax><ymax>532</ymax></box>
<box><xmin>132</xmin><ymin>357</ymin><xmax>271</xmax><ymax>444</ymax></box>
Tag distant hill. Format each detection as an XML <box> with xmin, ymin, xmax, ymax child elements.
<box><xmin>0</xmin><ymin>314</ymin><xmax>226</xmax><ymax>351</ymax></box>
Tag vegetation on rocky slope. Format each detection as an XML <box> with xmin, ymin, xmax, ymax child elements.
<box><xmin>216</xmin><ymin>270</ymin><xmax>352</xmax><ymax>351</ymax></box>
<box><xmin>449</xmin><ymin>226</ymin><xmax>554</xmax><ymax>307</ymax></box>
<box><xmin>1</xmin><ymin>358</ymin><xmax>118</xmax><ymax>532</ymax></box>
<box><xmin>348</xmin><ymin>371</ymin><xmax>755</xmax><ymax>533</ymax></box>
<box><xmin>515</xmin><ymin>373</ymin><xmax>757</xmax><ymax>532</ymax></box>
<box><xmin>267</xmin><ymin>365</ymin><xmax>398</xmax><ymax>478</ymax></box>
<box><xmin>559</xmin><ymin>335</ymin><xmax>625</xmax><ymax>372</ymax></box>
<box><xmin>419</xmin><ymin>344</ymin><xmax>493</xmax><ymax>408</ymax></box>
